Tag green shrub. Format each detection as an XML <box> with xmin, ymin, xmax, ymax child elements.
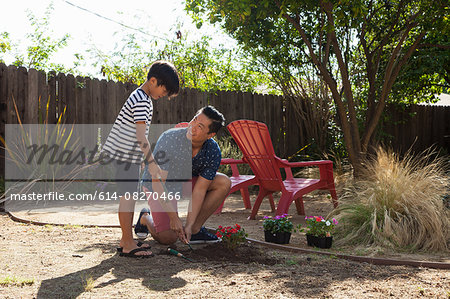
<box><xmin>216</xmin><ymin>136</ymin><xmax>252</xmax><ymax>176</ymax></box>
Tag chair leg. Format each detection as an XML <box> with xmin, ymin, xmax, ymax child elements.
<box><xmin>249</xmin><ymin>189</ymin><xmax>271</xmax><ymax>220</ymax></box>
<box><xmin>294</xmin><ymin>196</ymin><xmax>305</xmax><ymax>215</ymax></box>
<box><xmin>241</xmin><ymin>188</ymin><xmax>251</xmax><ymax>209</ymax></box>
<box><xmin>275</xmin><ymin>193</ymin><xmax>294</xmax><ymax>216</ymax></box>
<box><xmin>268</xmin><ymin>194</ymin><xmax>275</xmax><ymax>212</ymax></box>
<box><xmin>329</xmin><ymin>183</ymin><xmax>338</xmax><ymax>208</ymax></box>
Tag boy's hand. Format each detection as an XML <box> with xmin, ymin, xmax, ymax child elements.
<box><xmin>147</xmin><ymin>162</ymin><xmax>163</xmax><ymax>181</ymax></box>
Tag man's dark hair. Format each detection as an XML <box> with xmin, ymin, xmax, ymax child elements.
<box><xmin>197</xmin><ymin>106</ymin><xmax>225</xmax><ymax>134</ymax></box>
<box><xmin>147</xmin><ymin>60</ymin><xmax>180</xmax><ymax>97</ymax></box>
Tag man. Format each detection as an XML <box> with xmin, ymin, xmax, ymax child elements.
<box><xmin>135</xmin><ymin>106</ymin><xmax>231</xmax><ymax>244</ymax></box>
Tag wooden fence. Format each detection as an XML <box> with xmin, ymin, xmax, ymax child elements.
<box><xmin>382</xmin><ymin>103</ymin><xmax>450</xmax><ymax>155</ymax></box>
<box><xmin>1</xmin><ymin>63</ymin><xmax>449</xmax><ymax>184</ymax></box>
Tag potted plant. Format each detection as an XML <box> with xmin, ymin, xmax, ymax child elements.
<box><xmin>262</xmin><ymin>214</ymin><xmax>297</xmax><ymax>244</ymax></box>
<box><xmin>304</xmin><ymin>216</ymin><xmax>338</xmax><ymax>249</ymax></box>
<box><xmin>215</xmin><ymin>224</ymin><xmax>248</xmax><ymax>250</ymax></box>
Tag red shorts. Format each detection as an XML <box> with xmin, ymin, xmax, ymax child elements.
<box><xmin>145</xmin><ymin>177</ymin><xmax>197</xmax><ymax>233</ymax></box>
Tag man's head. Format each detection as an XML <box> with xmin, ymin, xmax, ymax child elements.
<box><xmin>146</xmin><ymin>60</ymin><xmax>180</xmax><ymax>98</ymax></box>
<box><xmin>188</xmin><ymin>106</ymin><xmax>225</xmax><ymax>142</ymax></box>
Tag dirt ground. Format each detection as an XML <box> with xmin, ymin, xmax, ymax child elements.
<box><xmin>0</xmin><ymin>193</ymin><xmax>449</xmax><ymax>298</ymax></box>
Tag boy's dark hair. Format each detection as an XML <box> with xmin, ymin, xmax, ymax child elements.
<box><xmin>196</xmin><ymin>106</ymin><xmax>225</xmax><ymax>134</ymax></box>
<box><xmin>147</xmin><ymin>60</ymin><xmax>180</xmax><ymax>97</ymax></box>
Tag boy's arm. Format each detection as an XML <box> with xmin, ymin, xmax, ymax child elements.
<box><xmin>135</xmin><ymin>122</ymin><xmax>162</xmax><ymax>178</ymax></box>
<box><xmin>184</xmin><ymin>176</ymin><xmax>212</xmax><ymax>241</ymax></box>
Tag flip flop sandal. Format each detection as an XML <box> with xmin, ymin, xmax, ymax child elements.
<box><xmin>119</xmin><ymin>247</ymin><xmax>154</xmax><ymax>258</ymax></box>
<box><xmin>134</xmin><ymin>207</ymin><xmax>150</xmax><ymax>237</ymax></box>
<box><xmin>116</xmin><ymin>241</ymin><xmax>151</xmax><ymax>253</ymax></box>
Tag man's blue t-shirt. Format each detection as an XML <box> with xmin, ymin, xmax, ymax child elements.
<box><xmin>141</xmin><ymin>127</ymin><xmax>221</xmax><ymax>192</ymax></box>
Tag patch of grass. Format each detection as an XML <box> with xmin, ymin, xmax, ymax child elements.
<box><xmin>43</xmin><ymin>224</ymin><xmax>54</xmax><ymax>231</ymax></box>
<box><xmin>285</xmin><ymin>259</ymin><xmax>298</xmax><ymax>266</ymax></box>
<box><xmin>331</xmin><ymin>147</ymin><xmax>449</xmax><ymax>252</ymax></box>
<box><xmin>81</xmin><ymin>274</ymin><xmax>95</xmax><ymax>292</ymax></box>
<box><xmin>0</xmin><ymin>275</ymin><xmax>35</xmax><ymax>286</ymax></box>
<box><xmin>63</xmin><ymin>224</ymin><xmax>82</xmax><ymax>230</ymax></box>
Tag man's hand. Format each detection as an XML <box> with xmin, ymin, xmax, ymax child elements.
<box><xmin>184</xmin><ymin>224</ymin><xmax>193</xmax><ymax>243</ymax></box>
<box><xmin>169</xmin><ymin>216</ymin><xmax>188</xmax><ymax>243</ymax></box>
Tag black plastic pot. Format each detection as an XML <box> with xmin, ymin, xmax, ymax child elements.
<box><xmin>264</xmin><ymin>231</ymin><xmax>291</xmax><ymax>244</ymax></box>
<box><xmin>306</xmin><ymin>234</ymin><xmax>333</xmax><ymax>248</ymax></box>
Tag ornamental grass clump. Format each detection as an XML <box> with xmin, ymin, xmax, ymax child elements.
<box><xmin>330</xmin><ymin>147</ymin><xmax>449</xmax><ymax>252</ymax></box>
<box><xmin>215</xmin><ymin>224</ymin><xmax>248</xmax><ymax>250</ymax></box>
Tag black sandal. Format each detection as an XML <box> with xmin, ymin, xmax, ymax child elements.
<box><xmin>119</xmin><ymin>247</ymin><xmax>154</xmax><ymax>258</ymax></box>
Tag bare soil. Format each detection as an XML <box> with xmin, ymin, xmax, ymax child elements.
<box><xmin>0</xmin><ymin>193</ymin><xmax>449</xmax><ymax>298</ymax></box>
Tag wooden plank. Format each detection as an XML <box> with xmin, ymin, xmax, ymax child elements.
<box><xmin>57</xmin><ymin>73</ymin><xmax>67</xmax><ymax>123</ymax></box>
<box><xmin>26</xmin><ymin>68</ymin><xmax>39</xmax><ymax>123</ymax></box>
<box><xmin>75</xmin><ymin>76</ymin><xmax>85</xmax><ymax>124</ymax></box>
<box><xmin>6</xmin><ymin>65</ymin><xmax>17</xmax><ymax>124</ymax></box>
<box><xmin>100</xmin><ymin>79</ymin><xmax>108</xmax><ymax>123</ymax></box>
<box><xmin>16</xmin><ymin>67</ymin><xmax>27</xmax><ymax>124</ymax></box>
<box><xmin>272</xmin><ymin>95</ymin><xmax>284</xmax><ymax>156</ymax></box>
<box><xmin>47</xmin><ymin>71</ymin><xmax>57</xmax><ymax>124</ymax></box>
<box><xmin>242</xmin><ymin>91</ymin><xmax>253</xmax><ymax>120</ymax></box>
<box><xmin>105</xmin><ymin>80</ymin><xmax>117</xmax><ymax>124</ymax></box>
<box><xmin>65</xmin><ymin>74</ymin><xmax>76</xmax><ymax>124</ymax></box>
<box><xmin>0</xmin><ymin>64</ymin><xmax>7</xmax><ymax>193</ymax></box>
<box><xmin>37</xmin><ymin>70</ymin><xmax>49</xmax><ymax>124</ymax></box>
<box><xmin>115</xmin><ymin>81</ymin><xmax>125</xmax><ymax>121</ymax></box>
<box><xmin>285</xmin><ymin>99</ymin><xmax>301</xmax><ymax>158</ymax></box>
<box><xmin>90</xmin><ymin>78</ymin><xmax>101</xmax><ymax>124</ymax></box>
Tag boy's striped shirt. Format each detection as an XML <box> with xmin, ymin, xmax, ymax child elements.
<box><xmin>102</xmin><ymin>88</ymin><xmax>152</xmax><ymax>164</ymax></box>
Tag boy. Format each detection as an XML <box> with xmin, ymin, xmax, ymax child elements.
<box><xmin>135</xmin><ymin>106</ymin><xmax>232</xmax><ymax>245</ymax></box>
<box><xmin>102</xmin><ymin>60</ymin><xmax>180</xmax><ymax>257</ymax></box>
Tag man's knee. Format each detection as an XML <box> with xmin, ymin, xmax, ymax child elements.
<box><xmin>214</xmin><ymin>172</ymin><xmax>231</xmax><ymax>193</ymax></box>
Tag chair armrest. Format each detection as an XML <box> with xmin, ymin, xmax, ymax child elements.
<box><xmin>275</xmin><ymin>156</ymin><xmax>333</xmax><ymax>168</ymax></box>
<box><xmin>221</xmin><ymin>158</ymin><xmax>247</xmax><ymax>177</ymax></box>
<box><xmin>220</xmin><ymin>158</ymin><xmax>246</xmax><ymax>165</ymax></box>
<box><xmin>275</xmin><ymin>157</ymin><xmax>333</xmax><ymax>180</ymax></box>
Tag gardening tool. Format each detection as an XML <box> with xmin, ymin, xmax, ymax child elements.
<box><xmin>167</xmin><ymin>248</ymin><xmax>195</xmax><ymax>262</ymax></box>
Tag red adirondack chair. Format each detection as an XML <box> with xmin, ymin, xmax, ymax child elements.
<box><xmin>214</xmin><ymin>158</ymin><xmax>275</xmax><ymax>214</ymax></box>
<box><xmin>227</xmin><ymin>119</ymin><xmax>338</xmax><ymax>219</ymax></box>
<box><xmin>174</xmin><ymin>121</ymin><xmax>267</xmax><ymax>214</ymax></box>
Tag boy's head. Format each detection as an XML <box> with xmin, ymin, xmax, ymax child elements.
<box><xmin>147</xmin><ymin>60</ymin><xmax>180</xmax><ymax>98</ymax></box>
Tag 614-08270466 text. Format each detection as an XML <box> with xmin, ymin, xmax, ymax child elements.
<box><xmin>9</xmin><ymin>191</ymin><xmax>182</xmax><ymax>202</ymax></box>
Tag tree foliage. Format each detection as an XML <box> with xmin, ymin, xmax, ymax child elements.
<box><xmin>185</xmin><ymin>0</ymin><xmax>449</xmax><ymax>175</ymax></box>
<box><xmin>0</xmin><ymin>4</ymin><xmax>78</xmax><ymax>73</ymax></box>
<box><xmin>91</xmin><ymin>32</ymin><xmax>275</xmax><ymax>93</ymax></box>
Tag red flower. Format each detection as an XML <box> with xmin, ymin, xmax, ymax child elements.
<box><xmin>235</xmin><ymin>224</ymin><xmax>241</xmax><ymax>230</ymax></box>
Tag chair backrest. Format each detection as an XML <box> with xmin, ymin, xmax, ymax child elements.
<box><xmin>227</xmin><ymin>120</ymin><xmax>284</xmax><ymax>192</ymax></box>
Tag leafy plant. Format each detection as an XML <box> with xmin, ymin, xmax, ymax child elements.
<box><xmin>0</xmin><ymin>96</ymin><xmax>91</xmax><ymax>201</ymax></box>
<box><xmin>330</xmin><ymin>147</ymin><xmax>450</xmax><ymax>252</ymax></box>
<box><xmin>216</xmin><ymin>136</ymin><xmax>252</xmax><ymax>176</ymax></box>
<box><xmin>262</xmin><ymin>214</ymin><xmax>298</xmax><ymax>234</ymax></box>
<box><xmin>215</xmin><ymin>224</ymin><xmax>248</xmax><ymax>250</ymax></box>
<box><xmin>304</xmin><ymin>216</ymin><xmax>338</xmax><ymax>238</ymax></box>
